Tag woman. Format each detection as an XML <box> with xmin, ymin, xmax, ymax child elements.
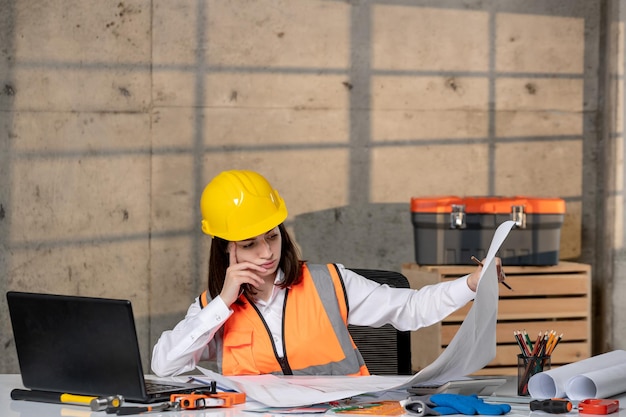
<box><xmin>151</xmin><ymin>170</ymin><xmax>503</xmax><ymax>377</ymax></box>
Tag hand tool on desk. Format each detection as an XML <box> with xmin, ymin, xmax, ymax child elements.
<box><xmin>112</xmin><ymin>391</ymin><xmax>246</xmax><ymax>415</ymax></box>
<box><xmin>90</xmin><ymin>395</ymin><xmax>124</xmax><ymax>411</ymax></box>
<box><xmin>169</xmin><ymin>393</ymin><xmax>227</xmax><ymax>410</ymax></box>
<box><xmin>578</xmin><ymin>399</ymin><xmax>619</xmax><ymax>415</ymax></box>
<box><xmin>530</xmin><ymin>398</ymin><xmax>572</xmax><ymax>414</ymax></box>
<box><xmin>11</xmin><ymin>388</ymin><xmax>124</xmax><ymax>411</ymax></box>
<box><xmin>204</xmin><ymin>391</ymin><xmax>246</xmax><ymax>407</ymax></box>
<box><xmin>171</xmin><ymin>390</ymin><xmax>246</xmax><ymax>409</ymax></box>
<box><xmin>114</xmin><ymin>402</ymin><xmax>172</xmax><ymax>415</ymax></box>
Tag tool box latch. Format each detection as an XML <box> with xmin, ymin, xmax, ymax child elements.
<box><xmin>450</xmin><ymin>205</ymin><xmax>466</xmax><ymax>229</ymax></box>
<box><xmin>510</xmin><ymin>205</ymin><xmax>526</xmax><ymax>228</ymax></box>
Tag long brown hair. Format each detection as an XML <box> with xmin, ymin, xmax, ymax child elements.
<box><xmin>207</xmin><ymin>224</ymin><xmax>303</xmax><ymax>302</ymax></box>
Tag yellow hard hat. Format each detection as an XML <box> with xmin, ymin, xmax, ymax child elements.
<box><xmin>200</xmin><ymin>170</ymin><xmax>288</xmax><ymax>241</ymax></box>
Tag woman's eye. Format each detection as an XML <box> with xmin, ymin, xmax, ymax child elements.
<box><xmin>267</xmin><ymin>233</ymin><xmax>278</xmax><ymax>240</ymax></box>
<box><xmin>241</xmin><ymin>242</ymin><xmax>255</xmax><ymax>249</ymax></box>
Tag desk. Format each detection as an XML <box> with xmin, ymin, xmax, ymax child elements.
<box><xmin>1</xmin><ymin>374</ymin><xmax>625</xmax><ymax>417</ymax></box>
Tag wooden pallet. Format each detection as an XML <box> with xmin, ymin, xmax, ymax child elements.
<box><xmin>402</xmin><ymin>261</ymin><xmax>592</xmax><ymax>375</ymax></box>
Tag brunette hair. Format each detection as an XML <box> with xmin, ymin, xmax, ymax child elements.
<box><xmin>206</xmin><ymin>224</ymin><xmax>303</xmax><ymax>302</ymax></box>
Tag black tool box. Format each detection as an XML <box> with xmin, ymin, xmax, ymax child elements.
<box><xmin>410</xmin><ymin>196</ymin><xmax>566</xmax><ymax>265</ymax></box>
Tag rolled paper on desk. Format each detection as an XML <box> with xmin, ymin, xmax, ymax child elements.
<box><xmin>566</xmin><ymin>362</ymin><xmax>626</xmax><ymax>400</ymax></box>
<box><xmin>528</xmin><ymin>350</ymin><xmax>626</xmax><ymax>399</ymax></box>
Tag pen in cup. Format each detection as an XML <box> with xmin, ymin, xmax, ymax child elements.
<box><xmin>471</xmin><ymin>256</ymin><xmax>513</xmax><ymax>291</ymax></box>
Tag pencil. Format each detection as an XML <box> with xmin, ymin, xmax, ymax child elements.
<box><xmin>514</xmin><ymin>330</ymin><xmax>531</xmax><ymax>357</ymax></box>
<box><xmin>523</xmin><ymin>330</ymin><xmax>534</xmax><ymax>352</ymax></box>
<box><xmin>471</xmin><ymin>256</ymin><xmax>513</xmax><ymax>290</ymax></box>
<box><xmin>530</xmin><ymin>331</ymin><xmax>542</xmax><ymax>356</ymax></box>
<box><xmin>548</xmin><ymin>333</ymin><xmax>563</xmax><ymax>355</ymax></box>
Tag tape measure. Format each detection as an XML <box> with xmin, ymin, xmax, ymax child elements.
<box><xmin>579</xmin><ymin>399</ymin><xmax>619</xmax><ymax>415</ymax></box>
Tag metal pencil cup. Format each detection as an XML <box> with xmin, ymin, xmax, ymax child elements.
<box><xmin>517</xmin><ymin>354</ymin><xmax>551</xmax><ymax>396</ymax></box>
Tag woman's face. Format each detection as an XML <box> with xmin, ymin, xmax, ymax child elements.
<box><xmin>233</xmin><ymin>226</ymin><xmax>282</xmax><ymax>279</ymax></box>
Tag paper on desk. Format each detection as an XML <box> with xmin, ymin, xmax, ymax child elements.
<box><xmin>197</xmin><ymin>372</ymin><xmax>411</xmax><ymax>407</ymax></box>
<box><xmin>196</xmin><ymin>221</ymin><xmax>516</xmax><ymax>407</ymax></box>
<box><xmin>528</xmin><ymin>350</ymin><xmax>626</xmax><ymax>399</ymax></box>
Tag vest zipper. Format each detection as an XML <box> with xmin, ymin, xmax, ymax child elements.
<box><xmin>279</xmin><ymin>289</ymin><xmax>293</xmax><ymax>375</ymax></box>
<box><xmin>245</xmin><ymin>293</ymin><xmax>293</xmax><ymax>375</ymax></box>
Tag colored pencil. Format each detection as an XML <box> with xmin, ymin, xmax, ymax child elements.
<box><xmin>514</xmin><ymin>330</ymin><xmax>563</xmax><ymax>358</ymax></box>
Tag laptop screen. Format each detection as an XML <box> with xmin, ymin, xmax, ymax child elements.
<box><xmin>7</xmin><ymin>291</ymin><xmax>148</xmax><ymax>400</ymax></box>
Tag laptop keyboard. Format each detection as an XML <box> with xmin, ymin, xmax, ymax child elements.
<box><xmin>145</xmin><ymin>381</ymin><xmax>187</xmax><ymax>393</ymax></box>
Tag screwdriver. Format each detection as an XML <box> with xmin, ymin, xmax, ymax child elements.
<box><xmin>530</xmin><ymin>398</ymin><xmax>573</xmax><ymax>414</ymax></box>
<box><xmin>115</xmin><ymin>402</ymin><xmax>172</xmax><ymax>415</ymax></box>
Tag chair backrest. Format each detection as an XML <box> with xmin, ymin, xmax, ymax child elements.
<box><xmin>347</xmin><ymin>268</ymin><xmax>413</xmax><ymax>375</ymax></box>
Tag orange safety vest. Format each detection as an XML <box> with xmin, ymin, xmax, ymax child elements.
<box><xmin>199</xmin><ymin>263</ymin><xmax>369</xmax><ymax>376</ymax></box>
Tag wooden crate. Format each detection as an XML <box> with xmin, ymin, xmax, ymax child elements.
<box><xmin>402</xmin><ymin>261</ymin><xmax>592</xmax><ymax>375</ymax></box>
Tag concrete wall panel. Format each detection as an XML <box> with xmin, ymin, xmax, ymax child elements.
<box><xmin>496</xmin><ymin>13</ymin><xmax>585</xmax><ymax>74</ymax></box>
<box><xmin>152</xmin><ymin>153</ymin><xmax>196</xmax><ymax>232</ymax></box>
<box><xmin>203</xmin><ymin>74</ymin><xmax>351</xmax><ymax>109</ymax></box>
<box><xmin>206</xmin><ymin>0</ymin><xmax>350</xmax><ymax>68</ymax></box>
<box><xmin>371</xmin><ymin>144</ymin><xmax>490</xmax><ymax>202</ymax></box>
<box><xmin>496</xmin><ymin>111</ymin><xmax>582</xmax><ymax>137</ymax></box>
<box><xmin>198</xmin><ymin>108</ymin><xmax>350</xmax><ymax>145</ymax></box>
<box><xmin>8</xmin><ymin>112</ymin><xmax>150</xmax><ymax>241</ymax></box>
<box><xmin>373</xmin><ymin>76</ymin><xmax>489</xmax><ymax>111</ymax></box>
<box><xmin>495</xmin><ymin>141</ymin><xmax>582</xmax><ymax>196</ymax></box>
<box><xmin>373</xmin><ymin>110</ymin><xmax>489</xmax><ymax>141</ymax></box>
<box><xmin>8</xmin><ymin>0</ymin><xmax>151</xmax><ymax>112</ymax></box>
<box><xmin>372</xmin><ymin>5</ymin><xmax>489</xmax><ymax>72</ymax></box>
<box><xmin>496</xmin><ymin>78</ymin><xmax>584</xmax><ymax>112</ymax></box>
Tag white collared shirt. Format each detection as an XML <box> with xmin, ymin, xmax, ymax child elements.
<box><xmin>151</xmin><ymin>264</ymin><xmax>475</xmax><ymax>377</ymax></box>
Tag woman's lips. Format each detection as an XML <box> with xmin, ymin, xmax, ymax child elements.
<box><xmin>261</xmin><ymin>260</ymin><xmax>276</xmax><ymax>269</ymax></box>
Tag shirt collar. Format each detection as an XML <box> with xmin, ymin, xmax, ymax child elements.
<box><xmin>274</xmin><ymin>268</ymin><xmax>284</xmax><ymax>285</ymax></box>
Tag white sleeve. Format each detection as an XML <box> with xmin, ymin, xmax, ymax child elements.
<box><xmin>151</xmin><ymin>295</ymin><xmax>232</xmax><ymax>377</ymax></box>
<box><xmin>340</xmin><ymin>264</ymin><xmax>476</xmax><ymax>331</ymax></box>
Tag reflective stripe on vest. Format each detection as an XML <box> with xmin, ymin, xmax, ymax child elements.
<box><xmin>282</xmin><ymin>264</ymin><xmax>368</xmax><ymax>375</ymax></box>
<box><xmin>200</xmin><ymin>263</ymin><xmax>369</xmax><ymax>376</ymax></box>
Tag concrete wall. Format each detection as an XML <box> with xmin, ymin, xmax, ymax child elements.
<box><xmin>610</xmin><ymin>0</ymin><xmax>626</xmax><ymax>353</ymax></box>
<box><xmin>0</xmin><ymin>0</ymin><xmax>611</xmax><ymax>373</ymax></box>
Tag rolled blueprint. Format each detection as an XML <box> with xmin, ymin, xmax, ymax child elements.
<box><xmin>566</xmin><ymin>362</ymin><xmax>626</xmax><ymax>400</ymax></box>
<box><xmin>527</xmin><ymin>350</ymin><xmax>626</xmax><ymax>399</ymax></box>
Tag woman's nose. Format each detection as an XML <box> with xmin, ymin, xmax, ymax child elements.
<box><xmin>259</xmin><ymin>238</ymin><xmax>272</xmax><ymax>258</ymax></box>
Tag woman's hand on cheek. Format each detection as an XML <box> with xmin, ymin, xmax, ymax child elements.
<box><xmin>219</xmin><ymin>242</ymin><xmax>266</xmax><ymax>306</ymax></box>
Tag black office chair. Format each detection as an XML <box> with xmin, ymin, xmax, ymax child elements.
<box><xmin>347</xmin><ymin>268</ymin><xmax>413</xmax><ymax>375</ymax></box>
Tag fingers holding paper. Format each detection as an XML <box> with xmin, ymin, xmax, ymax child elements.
<box><xmin>466</xmin><ymin>256</ymin><xmax>507</xmax><ymax>292</ymax></box>
<box><xmin>494</xmin><ymin>257</ymin><xmax>506</xmax><ymax>284</ymax></box>
<box><xmin>493</xmin><ymin>257</ymin><xmax>513</xmax><ymax>290</ymax></box>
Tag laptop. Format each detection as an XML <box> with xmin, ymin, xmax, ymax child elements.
<box><xmin>6</xmin><ymin>291</ymin><xmax>214</xmax><ymax>403</ymax></box>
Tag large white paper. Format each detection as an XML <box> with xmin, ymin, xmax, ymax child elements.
<box><xmin>528</xmin><ymin>350</ymin><xmax>626</xmax><ymax>399</ymax></box>
<box><xmin>196</xmin><ymin>220</ymin><xmax>517</xmax><ymax>407</ymax></box>
<box><xmin>410</xmin><ymin>220</ymin><xmax>514</xmax><ymax>385</ymax></box>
